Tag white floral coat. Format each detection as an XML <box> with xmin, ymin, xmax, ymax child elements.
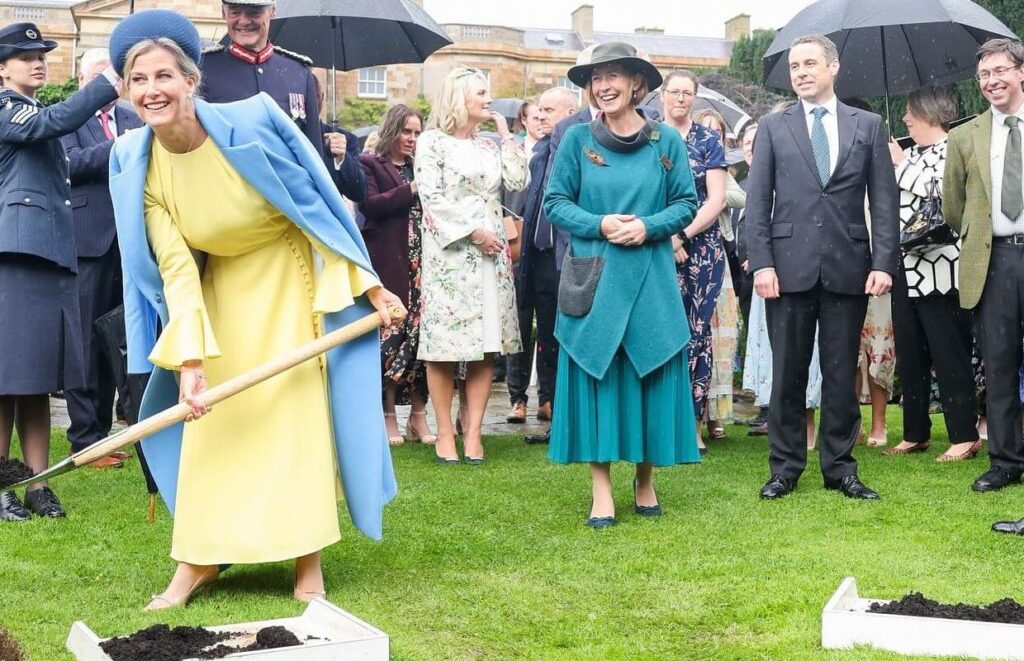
<box><xmin>415</xmin><ymin>130</ymin><xmax>529</xmax><ymax>361</ymax></box>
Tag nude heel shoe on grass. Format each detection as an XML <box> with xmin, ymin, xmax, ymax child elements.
<box><xmin>144</xmin><ymin>567</ymin><xmax>219</xmax><ymax>611</ymax></box>
<box><xmin>405</xmin><ymin>411</ymin><xmax>437</xmax><ymax>444</ymax></box>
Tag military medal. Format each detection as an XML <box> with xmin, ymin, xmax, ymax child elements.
<box><xmin>289</xmin><ymin>93</ymin><xmax>306</xmax><ymax>120</ymax></box>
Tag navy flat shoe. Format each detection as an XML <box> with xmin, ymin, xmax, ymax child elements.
<box><xmin>633</xmin><ymin>479</ymin><xmax>662</xmax><ymax>517</ymax></box>
<box><xmin>586</xmin><ymin>516</ymin><xmax>616</xmax><ymax>529</ymax></box>
<box><xmin>435</xmin><ymin>455</ymin><xmax>460</xmax><ymax>465</ymax></box>
<box><xmin>463</xmin><ymin>456</ymin><xmax>485</xmax><ymax>465</ymax></box>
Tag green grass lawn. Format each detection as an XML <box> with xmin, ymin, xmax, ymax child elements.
<box><xmin>1</xmin><ymin>408</ymin><xmax>1022</xmax><ymax>660</ymax></box>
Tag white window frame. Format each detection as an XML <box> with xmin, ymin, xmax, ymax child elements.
<box><xmin>557</xmin><ymin>76</ymin><xmax>583</xmax><ymax>103</ymax></box>
<box><xmin>358</xmin><ymin>67</ymin><xmax>387</xmax><ymax>99</ymax></box>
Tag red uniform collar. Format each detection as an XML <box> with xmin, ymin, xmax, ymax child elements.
<box><xmin>228</xmin><ymin>42</ymin><xmax>274</xmax><ymax>65</ymax></box>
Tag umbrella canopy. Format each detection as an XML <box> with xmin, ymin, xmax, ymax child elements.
<box><xmin>642</xmin><ymin>85</ymin><xmax>753</xmax><ymax>139</ymax></box>
<box><xmin>762</xmin><ymin>0</ymin><xmax>1017</xmax><ymax>99</ymax></box>
<box><xmin>268</xmin><ymin>0</ymin><xmax>453</xmax><ymax>71</ymax></box>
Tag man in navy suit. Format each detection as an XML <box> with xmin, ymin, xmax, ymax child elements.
<box><xmin>60</xmin><ymin>48</ymin><xmax>143</xmax><ymax>467</ymax></box>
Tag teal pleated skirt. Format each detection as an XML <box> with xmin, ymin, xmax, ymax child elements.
<box><xmin>548</xmin><ymin>348</ymin><xmax>701</xmax><ymax>466</ymax></box>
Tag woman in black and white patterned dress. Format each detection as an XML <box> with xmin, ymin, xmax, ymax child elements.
<box><xmin>884</xmin><ymin>86</ymin><xmax>981</xmax><ymax>461</ymax></box>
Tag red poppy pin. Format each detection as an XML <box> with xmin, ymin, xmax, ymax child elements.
<box><xmin>584</xmin><ymin>146</ymin><xmax>608</xmax><ymax>166</ymax></box>
<box><xmin>661</xmin><ymin>155</ymin><xmax>673</xmax><ymax>171</ymax></box>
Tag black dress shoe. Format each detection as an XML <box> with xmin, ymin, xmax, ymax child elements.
<box><xmin>0</xmin><ymin>491</ymin><xmax>31</xmax><ymax>522</ymax></box>
<box><xmin>747</xmin><ymin>408</ymin><xmax>769</xmax><ymax>427</ymax></box>
<box><xmin>972</xmin><ymin>466</ymin><xmax>1022</xmax><ymax>492</ymax></box>
<box><xmin>747</xmin><ymin>422</ymin><xmax>768</xmax><ymax>437</ymax></box>
<box><xmin>525</xmin><ymin>430</ymin><xmax>550</xmax><ymax>445</ymax></box>
<box><xmin>23</xmin><ymin>486</ymin><xmax>65</xmax><ymax>518</ymax></box>
<box><xmin>759</xmin><ymin>475</ymin><xmax>796</xmax><ymax>499</ymax></box>
<box><xmin>825</xmin><ymin>475</ymin><xmax>879</xmax><ymax>500</ymax></box>
<box><xmin>992</xmin><ymin>517</ymin><xmax>1024</xmax><ymax>535</ymax></box>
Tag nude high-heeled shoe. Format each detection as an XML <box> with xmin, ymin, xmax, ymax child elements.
<box><xmin>405</xmin><ymin>411</ymin><xmax>437</xmax><ymax>444</ymax></box>
<box><xmin>144</xmin><ymin>566</ymin><xmax>219</xmax><ymax>611</ymax></box>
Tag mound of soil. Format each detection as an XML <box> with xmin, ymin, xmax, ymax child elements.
<box><xmin>101</xmin><ymin>624</ymin><xmax>303</xmax><ymax>661</ymax></box>
<box><xmin>0</xmin><ymin>628</ymin><xmax>25</xmax><ymax>661</ymax></box>
<box><xmin>869</xmin><ymin>592</ymin><xmax>1024</xmax><ymax>624</ymax></box>
<box><xmin>0</xmin><ymin>457</ymin><xmax>33</xmax><ymax>489</ymax></box>
<box><xmin>198</xmin><ymin>626</ymin><xmax>302</xmax><ymax>658</ymax></box>
<box><xmin>100</xmin><ymin>624</ymin><xmax>232</xmax><ymax>661</ymax></box>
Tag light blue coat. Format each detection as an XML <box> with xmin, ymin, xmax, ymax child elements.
<box><xmin>109</xmin><ymin>93</ymin><xmax>396</xmax><ymax>540</ymax></box>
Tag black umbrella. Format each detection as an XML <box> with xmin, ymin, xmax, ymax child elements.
<box><xmin>642</xmin><ymin>84</ymin><xmax>753</xmax><ymax>140</ymax></box>
<box><xmin>761</xmin><ymin>0</ymin><xmax>1017</xmax><ymax>122</ymax></box>
<box><xmin>269</xmin><ymin>0</ymin><xmax>452</xmax><ymax>116</ymax></box>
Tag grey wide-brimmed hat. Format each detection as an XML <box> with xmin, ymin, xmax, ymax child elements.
<box><xmin>567</xmin><ymin>42</ymin><xmax>662</xmax><ymax>90</ymax></box>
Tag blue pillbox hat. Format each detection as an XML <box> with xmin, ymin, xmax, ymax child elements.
<box><xmin>109</xmin><ymin>9</ymin><xmax>203</xmax><ymax>77</ymax></box>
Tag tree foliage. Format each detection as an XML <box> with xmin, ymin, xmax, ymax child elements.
<box><xmin>728</xmin><ymin>30</ymin><xmax>779</xmax><ymax>86</ymax></box>
<box><xmin>36</xmin><ymin>78</ymin><xmax>78</xmax><ymax>106</ymax></box>
<box><xmin>332</xmin><ymin>97</ymin><xmax>387</xmax><ymax>129</ymax></box>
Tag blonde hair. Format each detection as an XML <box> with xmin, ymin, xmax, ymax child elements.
<box><xmin>426</xmin><ymin>66</ymin><xmax>488</xmax><ymax>135</ymax></box>
<box><xmin>694</xmin><ymin>108</ymin><xmax>729</xmax><ymax>141</ymax></box>
<box><xmin>123</xmin><ymin>38</ymin><xmax>202</xmax><ymax>91</ymax></box>
<box><xmin>584</xmin><ymin>63</ymin><xmax>649</xmax><ymax>110</ymax></box>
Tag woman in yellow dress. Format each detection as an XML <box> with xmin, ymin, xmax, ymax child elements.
<box><xmin>107</xmin><ymin>10</ymin><xmax>403</xmax><ymax>609</ymax></box>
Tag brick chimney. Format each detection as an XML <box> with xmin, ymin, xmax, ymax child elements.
<box><xmin>635</xmin><ymin>27</ymin><xmax>665</xmax><ymax>36</ymax></box>
<box><xmin>572</xmin><ymin>4</ymin><xmax>594</xmax><ymax>41</ymax></box>
<box><xmin>725</xmin><ymin>14</ymin><xmax>750</xmax><ymax>41</ymax></box>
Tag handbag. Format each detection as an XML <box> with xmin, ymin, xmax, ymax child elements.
<box><xmin>503</xmin><ymin>215</ymin><xmax>523</xmax><ymax>263</ymax></box>
<box><xmin>900</xmin><ymin>177</ymin><xmax>957</xmax><ymax>253</ymax></box>
<box><xmin>558</xmin><ymin>251</ymin><xmax>605</xmax><ymax>317</ymax></box>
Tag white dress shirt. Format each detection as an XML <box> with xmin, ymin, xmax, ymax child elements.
<box><xmin>96</xmin><ymin>108</ymin><xmax>117</xmax><ymax>136</ymax></box>
<box><xmin>801</xmin><ymin>95</ymin><xmax>839</xmax><ymax>177</ymax></box>
<box><xmin>989</xmin><ymin>103</ymin><xmax>1024</xmax><ymax>236</ymax></box>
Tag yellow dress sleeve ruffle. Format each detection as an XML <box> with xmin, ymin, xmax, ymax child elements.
<box><xmin>306</xmin><ymin>233</ymin><xmax>380</xmax><ymax>315</ymax></box>
<box><xmin>149</xmin><ymin>306</ymin><xmax>222</xmax><ymax>371</ymax></box>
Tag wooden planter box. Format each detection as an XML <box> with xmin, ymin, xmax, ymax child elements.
<box><xmin>822</xmin><ymin>576</ymin><xmax>1024</xmax><ymax>660</ymax></box>
<box><xmin>66</xmin><ymin>598</ymin><xmax>388</xmax><ymax>660</ymax></box>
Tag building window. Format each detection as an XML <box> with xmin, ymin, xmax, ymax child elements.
<box><xmin>358</xmin><ymin>67</ymin><xmax>387</xmax><ymax>99</ymax></box>
<box><xmin>557</xmin><ymin>76</ymin><xmax>583</xmax><ymax>102</ymax></box>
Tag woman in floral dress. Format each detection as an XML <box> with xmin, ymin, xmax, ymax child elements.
<box><xmin>661</xmin><ymin>70</ymin><xmax>728</xmax><ymax>452</ymax></box>
<box><xmin>416</xmin><ymin>67</ymin><xmax>528</xmax><ymax>464</ymax></box>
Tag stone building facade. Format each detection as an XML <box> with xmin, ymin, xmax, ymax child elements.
<box><xmin>0</xmin><ymin>0</ymin><xmax>748</xmax><ymax>124</ymax></box>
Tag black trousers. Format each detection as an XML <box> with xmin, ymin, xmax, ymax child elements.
<box><xmin>724</xmin><ymin>238</ymin><xmax>752</xmax><ymax>329</ymax></box>
<box><xmin>975</xmin><ymin>243</ymin><xmax>1024</xmax><ymax>475</ymax></box>
<box><xmin>766</xmin><ymin>283</ymin><xmax>867</xmax><ymax>482</ymax></box>
<box><xmin>66</xmin><ymin>244</ymin><xmax>122</xmax><ymax>452</ymax></box>
<box><xmin>508</xmin><ymin>249</ymin><xmax>559</xmax><ymax>405</ymax></box>
<box><xmin>891</xmin><ymin>269</ymin><xmax>978</xmax><ymax>444</ymax></box>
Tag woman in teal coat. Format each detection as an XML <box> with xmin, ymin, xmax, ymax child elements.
<box><xmin>544</xmin><ymin>43</ymin><xmax>700</xmax><ymax>528</ymax></box>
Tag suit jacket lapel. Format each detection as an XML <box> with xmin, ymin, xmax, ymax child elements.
<box><xmin>85</xmin><ymin>113</ymin><xmax>106</xmax><ymax>145</ymax></box>
<box><xmin>784</xmin><ymin>105</ymin><xmax>821</xmax><ymax>187</ymax></box>
<box><xmin>973</xmin><ymin>111</ymin><xmax>993</xmax><ymax>205</ymax></box>
<box><xmin>832</xmin><ymin>103</ymin><xmax>858</xmax><ymax>182</ymax></box>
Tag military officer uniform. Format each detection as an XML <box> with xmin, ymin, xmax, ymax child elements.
<box><xmin>0</xmin><ymin>25</ymin><xmax>119</xmax><ymax>397</ymax></box>
<box><xmin>201</xmin><ymin>40</ymin><xmax>323</xmax><ymax>152</ymax></box>
<box><xmin>0</xmin><ymin>22</ymin><xmax>119</xmax><ymax>522</ymax></box>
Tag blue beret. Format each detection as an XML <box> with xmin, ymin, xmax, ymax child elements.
<box><xmin>109</xmin><ymin>9</ymin><xmax>202</xmax><ymax>77</ymax></box>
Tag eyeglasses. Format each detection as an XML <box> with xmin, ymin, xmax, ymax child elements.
<box><xmin>976</xmin><ymin>65</ymin><xmax>1021</xmax><ymax>81</ymax></box>
<box><xmin>663</xmin><ymin>90</ymin><xmax>695</xmax><ymax>100</ymax></box>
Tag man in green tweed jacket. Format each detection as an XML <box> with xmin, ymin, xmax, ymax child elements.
<box><xmin>944</xmin><ymin>39</ymin><xmax>1024</xmax><ymax>529</ymax></box>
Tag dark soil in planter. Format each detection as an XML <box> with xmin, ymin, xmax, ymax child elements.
<box><xmin>869</xmin><ymin>592</ymin><xmax>1024</xmax><ymax>624</ymax></box>
<box><xmin>0</xmin><ymin>458</ymin><xmax>33</xmax><ymax>489</ymax></box>
<box><xmin>0</xmin><ymin>628</ymin><xmax>25</xmax><ymax>661</ymax></box>
<box><xmin>100</xmin><ymin>624</ymin><xmax>304</xmax><ymax>661</ymax></box>
<box><xmin>100</xmin><ymin>624</ymin><xmax>233</xmax><ymax>661</ymax></box>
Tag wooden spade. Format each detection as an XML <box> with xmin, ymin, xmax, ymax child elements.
<box><xmin>8</xmin><ymin>309</ymin><xmax>399</xmax><ymax>492</ymax></box>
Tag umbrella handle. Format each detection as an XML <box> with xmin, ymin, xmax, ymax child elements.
<box><xmin>11</xmin><ymin>308</ymin><xmax>399</xmax><ymax>489</ymax></box>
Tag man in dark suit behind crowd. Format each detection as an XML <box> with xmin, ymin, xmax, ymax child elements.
<box><xmin>61</xmin><ymin>48</ymin><xmax>143</xmax><ymax>468</ymax></box>
<box><xmin>745</xmin><ymin>34</ymin><xmax>899</xmax><ymax>501</ymax></box>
